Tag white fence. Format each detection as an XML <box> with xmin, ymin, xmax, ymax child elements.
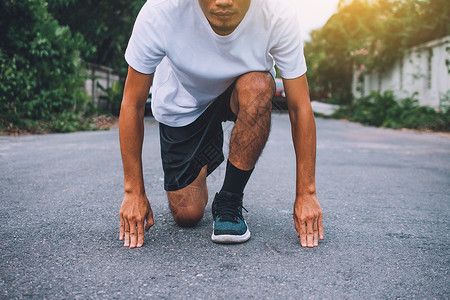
<box><xmin>352</xmin><ymin>36</ymin><xmax>450</xmax><ymax>108</ymax></box>
<box><xmin>84</xmin><ymin>64</ymin><xmax>121</xmax><ymax>110</ymax></box>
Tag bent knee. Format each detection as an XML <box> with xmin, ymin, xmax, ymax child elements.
<box><xmin>236</xmin><ymin>72</ymin><xmax>275</xmax><ymax>99</ymax></box>
<box><xmin>171</xmin><ymin>206</ymin><xmax>205</xmax><ymax>227</ymax></box>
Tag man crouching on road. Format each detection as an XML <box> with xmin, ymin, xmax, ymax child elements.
<box><xmin>118</xmin><ymin>0</ymin><xmax>324</xmax><ymax>248</ymax></box>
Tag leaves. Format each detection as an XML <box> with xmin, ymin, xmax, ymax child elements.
<box><xmin>332</xmin><ymin>91</ymin><xmax>450</xmax><ymax>131</ymax></box>
<box><xmin>305</xmin><ymin>0</ymin><xmax>450</xmax><ymax>104</ymax></box>
<box><xmin>0</xmin><ymin>0</ymin><xmax>91</xmax><ymax>132</ymax></box>
<box><xmin>47</xmin><ymin>0</ymin><xmax>146</xmax><ymax>72</ymax></box>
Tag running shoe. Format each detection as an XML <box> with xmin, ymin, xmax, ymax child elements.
<box><xmin>211</xmin><ymin>191</ymin><xmax>250</xmax><ymax>243</ymax></box>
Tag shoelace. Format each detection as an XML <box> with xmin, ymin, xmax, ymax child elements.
<box><xmin>214</xmin><ymin>194</ymin><xmax>248</xmax><ymax>223</ymax></box>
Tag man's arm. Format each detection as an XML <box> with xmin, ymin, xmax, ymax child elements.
<box><xmin>118</xmin><ymin>66</ymin><xmax>154</xmax><ymax>248</ymax></box>
<box><xmin>283</xmin><ymin>74</ymin><xmax>324</xmax><ymax>248</ymax></box>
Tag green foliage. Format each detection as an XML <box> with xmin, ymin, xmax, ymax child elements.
<box><xmin>369</xmin><ymin>0</ymin><xmax>450</xmax><ymax>71</ymax></box>
<box><xmin>305</xmin><ymin>0</ymin><xmax>450</xmax><ymax>104</ymax></box>
<box><xmin>48</xmin><ymin>0</ymin><xmax>146</xmax><ymax>73</ymax></box>
<box><xmin>305</xmin><ymin>0</ymin><xmax>379</xmax><ymax>103</ymax></box>
<box><xmin>0</xmin><ymin>0</ymin><xmax>93</xmax><ymax>133</ymax></box>
<box><xmin>332</xmin><ymin>91</ymin><xmax>450</xmax><ymax>131</ymax></box>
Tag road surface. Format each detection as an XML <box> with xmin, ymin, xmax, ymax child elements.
<box><xmin>1</xmin><ymin>114</ymin><xmax>449</xmax><ymax>299</ymax></box>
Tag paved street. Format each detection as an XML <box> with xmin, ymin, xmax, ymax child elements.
<box><xmin>1</xmin><ymin>114</ymin><xmax>449</xmax><ymax>299</ymax></box>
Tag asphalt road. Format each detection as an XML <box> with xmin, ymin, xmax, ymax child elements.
<box><xmin>1</xmin><ymin>114</ymin><xmax>449</xmax><ymax>299</ymax></box>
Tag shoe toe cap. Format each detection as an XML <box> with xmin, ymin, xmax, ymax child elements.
<box><xmin>214</xmin><ymin>220</ymin><xmax>247</xmax><ymax>235</ymax></box>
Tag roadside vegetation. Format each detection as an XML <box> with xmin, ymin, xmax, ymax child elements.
<box><xmin>305</xmin><ymin>0</ymin><xmax>449</xmax><ymax>103</ymax></box>
<box><xmin>305</xmin><ymin>0</ymin><xmax>450</xmax><ymax>131</ymax></box>
<box><xmin>0</xmin><ymin>0</ymin><xmax>144</xmax><ymax>134</ymax></box>
<box><xmin>1</xmin><ymin>0</ymin><xmax>92</xmax><ymax>134</ymax></box>
<box><xmin>331</xmin><ymin>91</ymin><xmax>450</xmax><ymax>131</ymax></box>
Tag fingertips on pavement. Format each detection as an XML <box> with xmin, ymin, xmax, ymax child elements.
<box><xmin>124</xmin><ymin>219</ymin><xmax>130</xmax><ymax>247</ymax></box>
<box><xmin>300</xmin><ymin>222</ymin><xmax>307</xmax><ymax>247</ymax></box>
<box><xmin>137</xmin><ymin>221</ymin><xmax>145</xmax><ymax>247</ymax></box>
<box><xmin>119</xmin><ymin>215</ymin><xmax>125</xmax><ymax>241</ymax></box>
<box><xmin>319</xmin><ymin>215</ymin><xmax>324</xmax><ymax>240</ymax></box>
<box><xmin>129</xmin><ymin>220</ymin><xmax>137</xmax><ymax>248</ymax></box>
<box><xmin>306</xmin><ymin>220</ymin><xmax>314</xmax><ymax>247</ymax></box>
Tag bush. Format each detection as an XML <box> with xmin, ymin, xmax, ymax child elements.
<box><xmin>332</xmin><ymin>91</ymin><xmax>450</xmax><ymax>131</ymax></box>
<box><xmin>0</xmin><ymin>0</ymin><xmax>94</xmax><ymax>133</ymax></box>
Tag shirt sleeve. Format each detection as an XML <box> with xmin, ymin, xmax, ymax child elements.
<box><xmin>124</xmin><ymin>3</ymin><xmax>166</xmax><ymax>74</ymax></box>
<box><xmin>270</xmin><ymin>7</ymin><xmax>307</xmax><ymax>79</ymax></box>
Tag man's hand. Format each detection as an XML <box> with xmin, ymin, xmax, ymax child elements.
<box><xmin>284</xmin><ymin>74</ymin><xmax>323</xmax><ymax>248</ymax></box>
<box><xmin>119</xmin><ymin>192</ymin><xmax>154</xmax><ymax>248</ymax></box>
<box><xmin>293</xmin><ymin>194</ymin><xmax>324</xmax><ymax>248</ymax></box>
<box><xmin>118</xmin><ymin>67</ymin><xmax>154</xmax><ymax>248</ymax></box>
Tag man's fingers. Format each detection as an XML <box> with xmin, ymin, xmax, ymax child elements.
<box><xmin>306</xmin><ymin>219</ymin><xmax>314</xmax><ymax>248</ymax></box>
<box><xmin>293</xmin><ymin>215</ymin><xmax>300</xmax><ymax>238</ymax></box>
<box><xmin>319</xmin><ymin>213</ymin><xmax>324</xmax><ymax>240</ymax></box>
<box><xmin>123</xmin><ymin>218</ymin><xmax>130</xmax><ymax>247</ymax></box>
<box><xmin>145</xmin><ymin>211</ymin><xmax>154</xmax><ymax>232</ymax></box>
<box><xmin>299</xmin><ymin>221</ymin><xmax>307</xmax><ymax>247</ymax></box>
<box><xmin>119</xmin><ymin>194</ymin><xmax>152</xmax><ymax>249</ymax></box>
<box><xmin>129</xmin><ymin>219</ymin><xmax>138</xmax><ymax>248</ymax></box>
<box><xmin>313</xmin><ymin>218</ymin><xmax>319</xmax><ymax>247</ymax></box>
<box><xmin>137</xmin><ymin>220</ymin><xmax>145</xmax><ymax>248</ymax></box>
<box><xmin>119</xmin><ymin>214</ymin><xmax>125</xmax><ymax>241</ymax></box>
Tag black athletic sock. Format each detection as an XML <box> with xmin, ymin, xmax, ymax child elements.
<box><xmin>220</xmin><ymin>160</ymin><xmax>254</xmax><ymax>196</ymax></box>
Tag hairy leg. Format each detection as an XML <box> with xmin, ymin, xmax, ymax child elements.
<box><xmin>167</xmin><ymin>72</ymin><xmax>273</xmax><ymax>226</ymax></box>
<box><xmin>167</xmin><ymin>165</ymin><xmax>208</xmax><ymax>227</ymax></box>
<box><xmin>229</xmin><ymin>72</ymin><xmax>275</xmax><ymax>170</ymax></box>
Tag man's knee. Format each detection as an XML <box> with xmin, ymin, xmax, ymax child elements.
<box><xmin>166</xmin><ymin>168</ymin><xmax>208</xmax><ymax>227</ymax></box>
<box><xmin>234</xmin><ymin>72</ymin><xmax>275</xmax><ymax>109</ymax></box>
<box><xmin>170</xmin><ymin>204</ymin><xmax>205</xmax><ymax>227</ymax></box>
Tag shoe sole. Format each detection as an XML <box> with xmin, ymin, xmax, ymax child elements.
<box><xmin>211</xmin><ymin>222</ymin><xmax>251</xmax><ymax>244</ymax></box>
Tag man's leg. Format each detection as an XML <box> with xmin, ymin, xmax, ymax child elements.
<box><xmin>160</xmin><ymin>96</ymin><xmax>226</xmax><ymax>228</ymax></box>
<box><xmin>164</xmin><ymin>72</ymin><xmax>274</xmax><ymax>231</ymax></box>
<box><xmin>166</xmin><ymin>165</ymin><xmax>208</xmax><ymax>227</ymax></box>
<box><xmin>211</xmin><ymin>71</ymin><xmax>275</xmax><ymax>243</ymax></box>
<box><xmin>228</xmin><ymin>72</ymin><xmax>274</xmax><ymax>171</ymax></box>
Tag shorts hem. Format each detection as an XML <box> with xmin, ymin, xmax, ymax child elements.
<box><xmin>163</xmin><ymin>154</ymin><xmax>225</xmax><ymax>192</ymax></box>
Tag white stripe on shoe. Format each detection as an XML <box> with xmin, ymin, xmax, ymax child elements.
<box><xmin>211</xmin><ymin>221</ymin><xmax>251</xmax><ymax>244</ymax></box>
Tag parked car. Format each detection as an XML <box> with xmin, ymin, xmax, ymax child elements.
<box><xmin>272</xmin><ymin>78</ymin><xmax>287</xmax><ymax>110</ymax></box>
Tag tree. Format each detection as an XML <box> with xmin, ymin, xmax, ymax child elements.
<box><xmin>0</xmin><ymin>0</ymin><xmax>92</xmax><ymax>132</ymax></box>
<box><xmin>371</xmin><ymin>0</ymin><xmax>450</xmax><ymax>71</ymax></box>
<box><xmin>48</xmin><ymin>0</ymin><xmax>146</xmax><ymax>73</ymax></box>
<box><xmin>305</xmin><ymin>0</ymin><xmax>380</xmax><ymax>103</ymax></box>
<box><xmin>304</xmin><ymin>0</ymin><xmax>450</xmax><ymax>104</ymax></box>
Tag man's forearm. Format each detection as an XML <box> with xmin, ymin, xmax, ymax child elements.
<box><xmin>284</xmin><ymin>75</ymin><xmax>323</xmax><ymax>247</ymax></box>
<box><xmin>288</xmin><ymin>102</ymin><xmax>317</xmax><ymax>197</ymax></box>
<box><xmin>118</xmin><ymin>67</ymin><xmax>154</xmax><ymax>248</ymax></box>
<box><xmin>119</xmin><ymin>103</ymin><xmax>146</xmax><ymax>194</ymax></box>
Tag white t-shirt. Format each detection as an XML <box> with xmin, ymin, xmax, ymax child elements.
<box><xmin>125</xmin><ymin>0</ymin><xmax>307</xmax><ymax>126</ymax></box>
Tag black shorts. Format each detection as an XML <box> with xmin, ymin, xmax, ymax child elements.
<box><xmin>159</xmin><ymin>83</ymin><xmax>237</xmax><ymax>191</ymax></box>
